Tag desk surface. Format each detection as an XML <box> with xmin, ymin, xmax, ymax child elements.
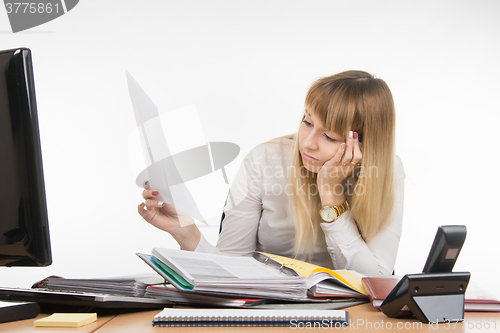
<box><xmin>2</xmin><ymin>304</ymin><xmax>500</xmax><ymax>332</ymax></box>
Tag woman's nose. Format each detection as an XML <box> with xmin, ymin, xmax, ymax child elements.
<box><xmin>303</xmin><ymin>131</ymin><xmax>318</xmax><ymax>150</ymax></box>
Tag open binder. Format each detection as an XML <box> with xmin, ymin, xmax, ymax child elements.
<box><xmin>137</xmin><ymin>249</ymin><xmax>308</xmax><ymax>301</ymax></box>
<box><xmin>254</xmin><ymin>252</ymin><xmax>366</xmax><ymax>298</ymax></box>
<box><xmin>138</xmin><ymin>248</ymin><xmax>366</xmax><ymax>302</ymax></box>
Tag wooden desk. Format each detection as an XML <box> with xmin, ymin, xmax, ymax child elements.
<box><xmin>2</xmin><ymin>304</ymin><xmax>500</xmax><ymax>332</ymax></box>
<box><xmin>96</xmin><ymin>304</ymin><xmax>500</xmax><ymax>332</ymax></box>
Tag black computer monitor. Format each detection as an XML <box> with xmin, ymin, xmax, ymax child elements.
<box><xmin>0</xmin><ymin>47</ymin><xmax>52</xmax><ymax>267</ymax></box>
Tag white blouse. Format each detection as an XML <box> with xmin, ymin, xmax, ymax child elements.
<box><xmin>195</xmin><ymin>136</ymin><xmax>405</xmax><ymax>275</ymax></box>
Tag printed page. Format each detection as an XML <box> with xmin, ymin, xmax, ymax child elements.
<box><xmin>152</xmin><ymin>248</ymin><xmax>305</xmax><ymax>285</ymax></box>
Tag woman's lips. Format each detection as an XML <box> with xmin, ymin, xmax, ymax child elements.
<box><xmin>302</xmin><ymin>152</ymin><xmax>319</xmax><ymax>162</ymax></box>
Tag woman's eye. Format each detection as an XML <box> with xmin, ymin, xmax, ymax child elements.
<box><xmin>302</xmin><ymin>119</ymin><xmax>312</xmax><ymax>127</ymax></box>
<box><xmin>324</xmin><ymin>134</ymin><xmax>336</xmax><ymax>142</ymax></box>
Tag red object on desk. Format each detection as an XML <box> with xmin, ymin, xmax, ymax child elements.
<box><xmin>362</xmin><ymin>276</ymin><xmax>500</xmax><ymax>312</ymax></box>
<box><xmin>361</xmin><ymin>276</ymin><xmax>398</xmax><ymax>308</ymax></box>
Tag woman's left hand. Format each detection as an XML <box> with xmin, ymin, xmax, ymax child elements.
<box><xmin>316</xmin><ymin>131</ymin><xmax>362</xmax><ymax>206</ymax></box>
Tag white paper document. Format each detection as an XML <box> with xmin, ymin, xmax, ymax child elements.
<box><xmin>152</xmin><ymin>247</ymin><xmax>308</xmax><ymax>300</ymax></box>
<box><xmin>126</xmin><ymin>72</ymin><xmax>240</xmax><ymax>225</ymax></box>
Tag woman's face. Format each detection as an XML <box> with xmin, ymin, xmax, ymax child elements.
<box><xmin>299</xmin><ymin>110</ymin><xmax>345</xmax><ymax>173</ymax></box>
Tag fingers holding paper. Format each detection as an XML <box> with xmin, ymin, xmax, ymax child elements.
<box><xmin>142</xmin><ymin>190</ymin><xmax>164</xmax><ymax>210</ymax></box>
<box><xmin>139</xmin><ymin>189</ymin><xmax>185</xmax><ymax>230</ymax></box>
<box><xmin>138</xmin><ymin>187</ymin><xmax>201</xmax><ymax>251</ymax></box>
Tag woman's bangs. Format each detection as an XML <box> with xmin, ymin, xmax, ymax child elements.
<box><xmin>305</xmin><ymin>85</ymin><xmax>329</xmax><ymax>121</ymax></box>
<box><xmin>326</xmin><ymin>92</ymin><xmax>354</xmax><ymax>137</ymax></box>
<box><xmin>306</xmin><ymin>78</ymin><xmax>366</xmax><ymax>138</ymax></box>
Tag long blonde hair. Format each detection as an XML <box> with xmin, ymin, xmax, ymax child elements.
<box><xmin>290</xmin><ymin>70</ymin><xmax>396</xmax><ymax>258</ymax></box>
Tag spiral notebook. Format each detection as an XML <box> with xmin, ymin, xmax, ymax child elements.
<box><xmin>152</xmin><ymin>308</ymin><xmax>348</xmax><ymax>327</ymax></box>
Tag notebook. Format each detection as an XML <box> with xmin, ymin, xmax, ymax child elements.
<box><xmin>152</xmin><ymin>308</ymin><xmax>348</xmax><ymax>327</ymax></box>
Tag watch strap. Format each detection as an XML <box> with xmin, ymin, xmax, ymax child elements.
<box><xmin>335</xmin><ymin>199</ymin><xmax>350</xmax><ymax>218</ymax></box>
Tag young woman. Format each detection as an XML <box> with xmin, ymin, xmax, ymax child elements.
<box><xmin>138</xmin><ymin>70</ymin><xmax>405</xmax><ymax>275</ymax></box>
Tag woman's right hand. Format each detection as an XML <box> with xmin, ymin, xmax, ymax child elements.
<box><xmin>138</xmin><ymin>189</ymin><xmax>186</xmax><ymax>233</ymax></box>
<box><xmin>138</xmin><ymin>189</ymin><xmax>200</xmax><ymax>250</ymax></box>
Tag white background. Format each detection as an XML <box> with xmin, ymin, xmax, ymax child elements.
<box><xmin>1</xmin><ymin>0</ymin><xmax>500</xmax><ymax>299</ymax></box>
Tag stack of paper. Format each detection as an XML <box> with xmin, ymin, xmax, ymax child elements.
<box><xmin>145</xmin><ymin>284</ymin><xmax>266</xmax><ymax>307</ymax></box>
<box><xmin>39</xmin><ymin>274</ymin><xmax>164</xmax><ymax>297</ymax></box>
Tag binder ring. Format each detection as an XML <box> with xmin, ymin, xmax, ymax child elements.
<box><xmin>279</xmin><ymin>262</ymin><xmax>289</xmax><ymax>273</ymax></box>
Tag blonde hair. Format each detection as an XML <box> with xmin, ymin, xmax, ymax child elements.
<box><xmin>290</xmin><ymin>70</ymin><xmax>396</xmax><ymax>258</ymax></box>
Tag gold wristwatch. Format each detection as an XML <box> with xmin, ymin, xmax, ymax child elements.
<box><xmin>319</xmin><ymin>200</ymin><xmax>350</xmax><ymax>223</ymax></box>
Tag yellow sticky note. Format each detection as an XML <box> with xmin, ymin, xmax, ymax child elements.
<box><xmin>34</xmin><ymin>313</ymin><xmax>97</xmax><ymax>327</ymax></box>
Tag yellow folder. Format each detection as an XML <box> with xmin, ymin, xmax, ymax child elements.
<box><xmin>258</xmin><ymin>252</ymin><xmax>365</xmax><ymax>294</ymax></box>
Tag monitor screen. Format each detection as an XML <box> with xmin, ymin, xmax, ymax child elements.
<box><xmin>0</xmin><ymin>47</ymin><xmax>51</xmax><ymax>267</ymax></box>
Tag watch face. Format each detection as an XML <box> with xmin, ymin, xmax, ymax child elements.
<box><xmin>321</xmin><ymin>207</ymin><xmax>336</xmax><ymax>222</ymax></box>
